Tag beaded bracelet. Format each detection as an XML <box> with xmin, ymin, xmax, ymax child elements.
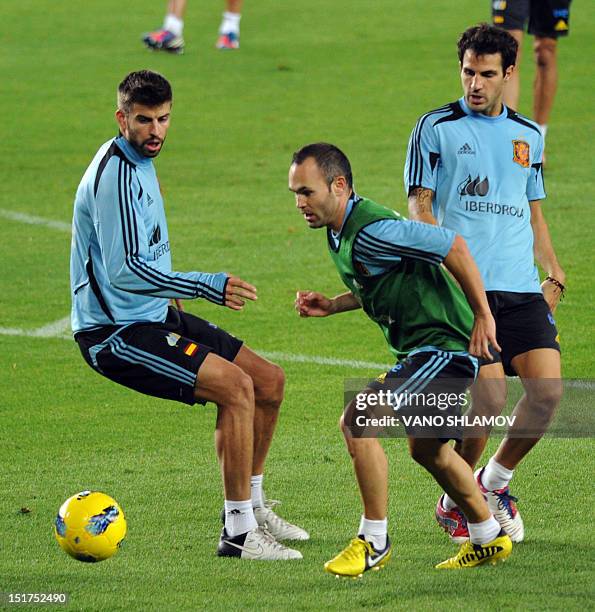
<box><xmin>545</xmin><ymin>276</ymin><xmax>565</xmax><ymax>298</ymax></box>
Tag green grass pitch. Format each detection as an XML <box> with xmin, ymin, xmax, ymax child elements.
<box><xmin>1</xmin><ymin>0</ymin><xmax>594</xmax><ymax>609</ymax></box>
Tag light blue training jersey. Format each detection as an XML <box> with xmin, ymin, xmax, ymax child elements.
<box><xmin>404</xmin><ymin>97</ymin><xmax>546</xmax><ymax>293</ymax></box>
<box><xmin>70</xmin><ymin>136</ymin><xmax>227</xmax><ymax>333</ymax></box>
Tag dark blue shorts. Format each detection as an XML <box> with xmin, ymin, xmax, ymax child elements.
<box><xmin>492</xmin><ymin>0</ymin><xmax>571</xmax><ymax>38</ymax></box>
<box><xmin>482</xmin><ymin>291</ymin><xmax>560</xmax><ymax>376</ymax></box>
<box><xmin>345</xmin><ymin>348</ymin><xmax>478</xmax><ymax>440</ymax></box>
<box><xmin>75</xmin><ymin>307</ymin><xmax>243</xmax><ymax>406</ymax></box>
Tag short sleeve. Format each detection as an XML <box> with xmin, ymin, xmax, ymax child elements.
<box><xmin>527</xmin><ymin>133</ymin><xmax>546</xmax><ymax>201</ymax></box>
<box><xmin>353</xmin><ymin>219</ymin><xmax>456</xmax><ymax>272</ymax></box>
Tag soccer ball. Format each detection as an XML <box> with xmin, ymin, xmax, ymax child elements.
<box><xmin>54</xmin><ymin>490</ymin><xmax>127</xmax><ymax>562</ymax></box>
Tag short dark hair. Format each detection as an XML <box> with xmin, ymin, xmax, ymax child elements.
<box><xmin>291</xmin><ymin>143</ymin><xmax>353</xmax><ymax>189</ymax></box>
<box><xmin>117</xmin><ymin>70</ymin><xmax>172</xmax><ymax>114</ymax></box>
<box><xmin>457</xmin><ymin>23</ymin><xmax>518</xmax><ymax>72</ymax></box>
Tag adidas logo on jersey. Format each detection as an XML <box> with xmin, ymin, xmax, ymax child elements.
<box><xmin>457</xmin><ymin>143</ymin><xmax>475</xmax><ymax>155</ymax></box>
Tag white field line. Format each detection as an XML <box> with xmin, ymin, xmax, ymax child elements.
<box><xmin>0</xmin><ymin>318</ymin><xmax>388</xmax><ymax>369</ymax></box>
<box><xmin>259</xmin><ymin>350</ymin><xmax>388</xmax><ymax>370</ymax></box>
<box><xmin>0</xmin><ymin>208</ymin><xmax>71</xmax><ymax>233</ymax></box>
<box><xmin>29</xmin><ymin>316</ymin><xmax>72</xmax><ymax>338</ymax></box>
<box><xmin>0</xmin><ymin>317</ymin><xmax>72</xmax><ymax>339</ymax></box>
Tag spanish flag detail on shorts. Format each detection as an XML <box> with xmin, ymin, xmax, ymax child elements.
<box><xmin>184</xmin><ymin>342</ymin><xmax>198</xmax><ymax>357</ymax></box>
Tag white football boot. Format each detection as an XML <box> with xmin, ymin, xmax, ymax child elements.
<box><xmin>217</xmin><ymin>526</ymin><xmax>303</xmax><ymax>560</ymax></box>
<box><xmin>254</xmin><ymin>500</ymin><xmax>310</xmax><ymax>541</ymax></box>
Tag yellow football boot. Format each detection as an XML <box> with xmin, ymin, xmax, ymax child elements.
<box><xmin>324</xmin><ymin>536</ymin><xmax>392</xmax><ymax>578</ymax></box>
<box><xmin>436</xmin><ymin>532</ymin><xmax>512</xmax><ymax>569</ymax></box>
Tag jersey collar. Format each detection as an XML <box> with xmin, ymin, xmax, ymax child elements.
<box><xmin>328</xmin><ymin>192</ymin><xmax>361</xmax><ymax>251</ymax></box>
<box><xmin>459</xmin><ymin>96</ymin><xmax>508</xmax><ymax>122</ymax></box>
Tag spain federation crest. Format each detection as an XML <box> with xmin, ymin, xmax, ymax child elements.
<box><xmin>512</xmin><ymin>140</ymin><xmax>530</xmax><ymax>168</ymax></box>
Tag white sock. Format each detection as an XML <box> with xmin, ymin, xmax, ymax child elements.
<box><xmin>358</xmin><ymin>515</ymin><xmax>388</xmax><ymax>551</ymax></box>
<box><xmin>163</xmin><ymin>14</ymin><xmax>184</xmax><ymax>37</ymax></box>
<box><xmin>481</xmin><ymin>458</ymin><xmax>514</xmax><ymax>491</ymax></box>
<box><xmin>539</xmin><ymin>124</ymin><xmax>548</xmax><ymax>141</ymax></box>
<box><xmin>467</xmin><ymin>515</ymin><xmax>501</xmax><ymax>544</ymax></box>
<box><xmin>224</xmin><ymin>499</ymin><xmax>258</xmax><ymax>537</ymax></box>
<box><xmin>442</xmin><ymin>494</ymin><xmax>458</xmax><ymax>511</ymax></box>
<box><xmin>219</xmin><ymin>11</ymin><xmax>241</xmax><ymax>35</ymax></box>
<box><xmin>250</xmin><ymin>474</ymin><xmax>265</xmax><ymax>508</ymax></box>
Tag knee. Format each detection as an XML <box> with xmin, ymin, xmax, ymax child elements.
<box><xmin>254</xmin><ymin>363</ymin><xmax>285</xmax><ymax>410</ymax></box>
<box><xmin>269</xmin><ymin>363</ymin><xmax>286</xmax><ymax>406</ymax></box>
<box><xmin>340</xmin><ymin>410</ymin><xmax>373</xmax><ymax>456</ymax></box>
<box><xmin>472</xmin><ymin>394</ymin><xmax>506</xmax><ymax>417</ymax></box>
<box><xmin>526</xmin><ymin>380</ymin><xmax>563</xmax><ymax>415</ymax></box>
<box><xmin>339</xmin><ymin>414</ymin><xmax>352</xmax><ymax>441</ymax></box>
<box><xmin>470</xmin><ymin>385</ymin><xmax>507</xmax><ymax>417</ymax></box>
<box><xmin>226</xmin><ymin>369</ymin><xmax>255</xmax><ymax>410</ymax></box>
<box><xmin>340</xmin><ymin>401</ymin><xmax>361</xmax><ymax>441</ymax></box>
<box><xmin>534</xmin><ymin>39</ymin><xmax>557</xmax><ymax>68</ymax></box>
<box><xmin>345</xmin><ymin>436</ymin><xmax>378</xmax><ymax>460</ymax></box>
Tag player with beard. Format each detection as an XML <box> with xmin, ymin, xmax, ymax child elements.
<box><xmin>70</xmin><ymin>70</ymin><xmax>308</xmax><ymax>560</ymax></box>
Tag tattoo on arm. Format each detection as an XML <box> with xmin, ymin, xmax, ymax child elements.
<box><xmin>408</xmin><ymin>187</ymin><xmax>435</xmax><ymax>218</ymax></box>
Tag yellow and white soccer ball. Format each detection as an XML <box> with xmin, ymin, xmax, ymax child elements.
<box><xmin>54</xmin><ymin>491</ymin><xmax>127</xmax><ymax>562</ymax></box>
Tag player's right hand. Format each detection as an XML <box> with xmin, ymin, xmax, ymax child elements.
<box><xmin>469</xmin><ymin>312</ymin><xmax>501</xmax><ymax>360</ymax></box>
<box><xmin>224</xmin><ymin>275</ymin><xmax>257</xmax><ymax>311</ymax></box>
<box><xmin>295</xmin><ymin>291</ymin><xmax>334</xmax><ymax>317</ymax></box>
<box><xmin>541</xmin><ymin>278</ymin><xmax>563</xmax><ymax>314</ymax></box>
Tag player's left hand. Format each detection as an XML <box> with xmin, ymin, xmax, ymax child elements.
<box><xmin>170</xmin><ymin>298</ymin><xmax>184</xmax><ymax>311</ymax></box>
<box><xmin>469</xmin><ymin>312</ymin><xmax>501</xmax><ymax>360</ymax></box>
<box><xmin>224</xmin><ymin>275</ymin><xmax>257</xmax><ymax>311</ymax></box>
<box><xmin>541</xmin><ymin>279</ymin><xmax>563</xmax><ymax>314</ymax></box>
